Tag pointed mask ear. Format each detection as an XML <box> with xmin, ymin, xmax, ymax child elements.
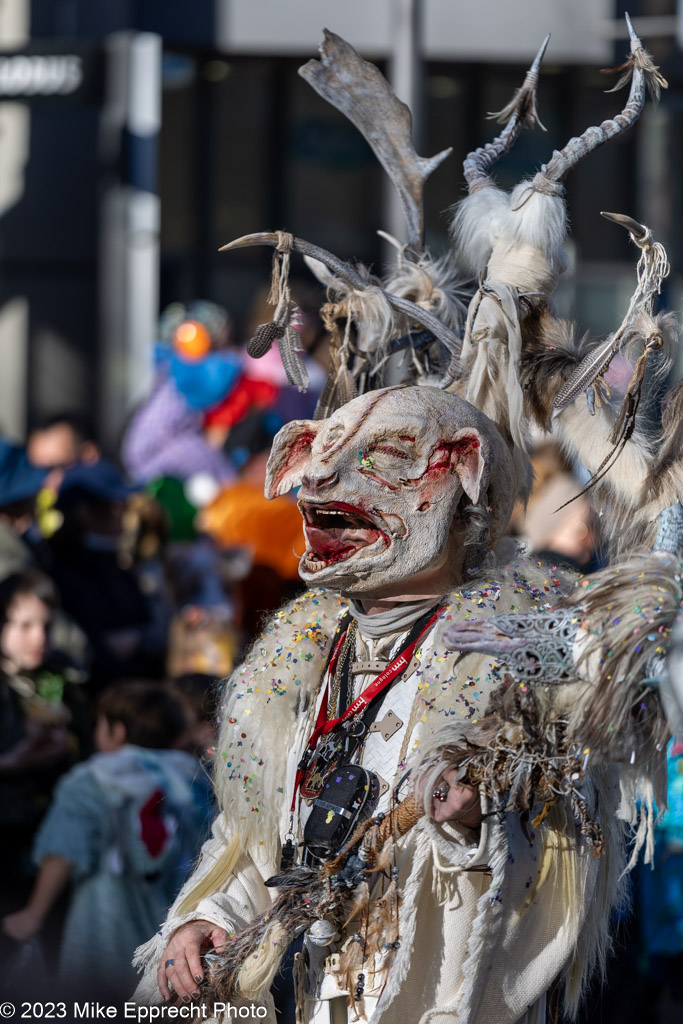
<box><xmin>451</xmin><ymin>429</ymin><xmax>485</xmax><ymax>504</ymax></box>
<box><xmin>425</xmin><ymin>429</ymin><xmax>485</xmax><ymax>503</ymax></box>
<box><xmin>265</xmin><ymin>420</ymin><xmax>319</xmax><ymax>498</ymax></box>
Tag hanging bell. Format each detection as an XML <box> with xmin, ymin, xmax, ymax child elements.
<box><xmin>307</xmin><ymin>919</ymin><xmax>339</xmax><ymax>947</ymax></box>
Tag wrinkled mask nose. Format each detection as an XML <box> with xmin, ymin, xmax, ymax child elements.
<box><xmin>300</xmin><ymin>468</ymin><xmax>339</xmax><ymax>494</ymax></box>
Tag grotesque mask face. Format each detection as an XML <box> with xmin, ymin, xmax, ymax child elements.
<box><xmin>265</xmin><ymin>386</ymin><xmax>516</xmax><ymax>598</ymax></box>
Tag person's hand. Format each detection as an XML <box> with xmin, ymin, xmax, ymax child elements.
<box><xmin>3</xmin><ymin>907</ymin><xmax>44</xmax><ymax>943</ymax></box>
<box><xmin>444</xmin><ymin>618</ymin><xmax>526</xmax><ymax>657</ymax></box>
<box><xmin>428</xmin><ymin>767</ymin><xmax>481</xmax><ymax>827</ymax></box>
<box><xmin>158</xmin><ymin>920</ymin><xmax>229</xmax><ymax>1003</ymax></box>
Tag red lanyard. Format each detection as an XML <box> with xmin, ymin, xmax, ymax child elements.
<box><xmin>291</xmin><ymin>606</ymin><xmax>442</xmax><ymax>810</ymax></box>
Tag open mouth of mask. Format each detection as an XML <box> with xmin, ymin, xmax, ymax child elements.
<box><xmin>299</xmin><ymin>501</ymin><xmax>388</xmax><ymax>572</ymax></box>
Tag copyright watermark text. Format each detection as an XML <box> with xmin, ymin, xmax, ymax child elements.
<box><xmin>1</xmin><ymin>1003</ymin><xmax>268</xmax><ymax>1021</ymax></box>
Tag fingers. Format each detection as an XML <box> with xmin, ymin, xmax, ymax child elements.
<box><xmin>157</xmin><ymin>959</ymin><xmax>171</xmax><ymax>1002</ymax></box>
<box><xmin>429</xmin><ymin>773</ymin><xmax>481</xmax><ymax>825</ymax></box>
<box><xmin>158</xmin><ymin>928</ymin><xmax>206</xmax><ymax>1003</ymax></box>
<box><xmin>445</xmin><ymin>631</ymin><xmax>521</xmax><ymax>655</ymax></box>
<box><xmin>185</xmin><ymin>936</ymin><xmax>205</xmax><ymax>987</ymax></box>
<box><xmin>210</xmin><ymin>926</ymin><xmax>230</xmax><ymax>955</ymax></box>
<box><xmin>169</xmin><ymin>952</ymin><xmax>201</xmax><ymax>1002</ymax></box>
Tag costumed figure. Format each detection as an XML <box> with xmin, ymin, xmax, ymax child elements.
<box><xmin>134</xmin><ymin>21</ymin><xmax>682</xmax><ymax>1024</ymax></box>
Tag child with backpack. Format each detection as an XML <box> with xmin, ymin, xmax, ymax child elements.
<box><xmin>2</xmin><ymin>681</ymin><xmax>213</xmax><ymax>1000</ymax></box>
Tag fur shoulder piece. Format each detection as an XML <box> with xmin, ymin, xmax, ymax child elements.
<box><xmin>211</xmin><ymin>559</ymin><xmax>573</xmax><ymax>861</ymax></box>
<box><xmin>213</xmin><ymin>588</ymin><xmax>345</xmax><ymax>860</ymax></box>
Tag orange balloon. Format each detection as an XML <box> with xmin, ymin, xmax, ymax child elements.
<box><xmin>173</xmin><ymin>320</ymin><xmax>211</xmax><ymax>360</ymax></box>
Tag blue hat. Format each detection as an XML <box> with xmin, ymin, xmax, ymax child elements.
<box><xmin>0</xmin><ymin>439</ymin><xmax>48</xmax><ymax>508</ymax></box>
<box><xmin>58</xmin><ymin>458</ymin><xmax>136</xmax><ymax>506</ymax></box>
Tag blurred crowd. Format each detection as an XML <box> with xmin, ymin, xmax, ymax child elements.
<box><xmin>0</xmin><ymin>289</ymin><xmax>679</xmax><ymax>1020</ymax></box>
<box><xmin>0</xmin><ymin>288</ymin><xmax>329</xmax><ymax>1002</ymax></box>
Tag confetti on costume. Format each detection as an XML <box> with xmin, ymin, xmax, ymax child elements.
<box><xmin>134</xmin><ymin>19</ymin><xmax>683</xmax><ymax>1024</ymax></box>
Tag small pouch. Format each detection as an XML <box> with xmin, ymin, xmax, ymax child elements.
<box><xmin>303</xmin><ymin>764</ymin><xmax>380</xmax><ymax>863</ymax></box>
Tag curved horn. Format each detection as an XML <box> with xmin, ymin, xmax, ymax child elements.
<box><xmin>463</xmin><ymin>33</ymin><xmax>550</xmax><ymax>193</ymax></box>
<box><xmin>220</xmin><ymin>232</ymin><xmax>367</xmax><ymax>291</ymax></box>
<box><xmin>600</xmin><ymin>210</ymin><xmax>648</xmax><ymax>244</ymax></box>
<box><xmin>532</xmin><ymin>14</ymin><xmax>666</xmax><ymax>187</ymax></box>
<box><xmin>219</xmin><ymin>232</ymin><xmax>462</xmax><ymax>359</ymax></box>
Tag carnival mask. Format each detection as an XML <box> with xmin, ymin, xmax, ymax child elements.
<box><xmin>265</xmin><ymin>386</ymin><xmax>517</xmax><ymax>596</ymax></box>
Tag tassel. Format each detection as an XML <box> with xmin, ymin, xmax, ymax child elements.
<box><xmin>206</xmin><ymin>795</ymin><xmax>422</xmax><ymax>1003</ymax></box>
<box><xmin>237</xmin><ymin>920</ymin><xmax>290</xmax><ymax>1000</ymax></box>
<box><xmin>262</xmin><ymin>232</ymin><xmax>311</xmax><ymax>390</ymax></box>
<box><xmin>267</xmin><ymin>232</ymin><xmax>293</xmax><ymax>320</ymax></box>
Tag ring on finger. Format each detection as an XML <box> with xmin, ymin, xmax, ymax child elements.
<box><xmin>165</xmin><ymin>958</ymin><xmax>175</xmax><ymax>968</ymax></box>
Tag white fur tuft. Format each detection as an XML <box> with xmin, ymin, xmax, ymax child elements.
<box><xmin>450</xmin><ymin>187</ymin><xmax>511</xmax><ymax>276</ymax></box>
<box><xmin>507</xmin><ymin>181</ymin><xmax>568</xmax><ymax>270</ymax></box>
<box><xmin>384</xmin><ymin>253</ymin><xmax>469</xmax><ymax>332</ymax></box>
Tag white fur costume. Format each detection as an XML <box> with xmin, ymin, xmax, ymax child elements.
<box><xmin>133</xmin><ymin>22</ymin><xmax>679</xmax><ymax>1024</ymax></box>
<box><xmin>134</xmin><ymin>559</ymin><xmax>625</xmax><ymax>1024</ymax></box>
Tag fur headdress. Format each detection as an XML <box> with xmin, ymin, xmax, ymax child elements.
<box><xmin>448</xmin><ymin>14</ymin><xmax>680</xmax><ymax>559</ymax></box>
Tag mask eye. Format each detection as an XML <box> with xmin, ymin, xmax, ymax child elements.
<box><xmin>322</xmin><ymin>424</ymin><xmax>345</xmax><ymax>451</ymax></box>
<box><xmin>368</xmin><ymin>444</ymin><xmax>410</xmax><ymax>460</ymax></box>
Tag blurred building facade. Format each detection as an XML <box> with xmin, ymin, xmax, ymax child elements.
<box><xmin>0</xmin><ymin>0</ymin><xmax>681</xmax><ymax>448</ymax></box>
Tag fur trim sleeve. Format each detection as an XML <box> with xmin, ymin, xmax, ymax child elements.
<box><xmin>132</xmin><ymin>813</ymin><xmax>277</xmax><ymax>1000</ymax></box>
<box><xmin>422</xmin><ymin>792</ymin><xmax>493</xmax><ymax>871</ymax></box>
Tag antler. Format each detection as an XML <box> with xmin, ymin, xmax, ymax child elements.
<box><xmin>298</xmin><ymin>29</ymin><xmax>451</xmax><ymax>255</ymax></box>
<box><xmin>531</xmin><ymin>14</ymin><xmax>666</xmax><ymax>189</ymax></box>
<box><xmin>463</xmin><ymin>33</ymin><xmax>550</xmax><ymax>193</ymax></box>
<box><xmin>220</xmin><ymin>231</ymin><xmax>462</xmax><ymax>358</ymax></box>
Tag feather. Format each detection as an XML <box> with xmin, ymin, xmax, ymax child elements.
<box><xmin>338</xmin><ymin>930</ymin><xmax>366</xmax><ymax>1016</ymax></box>
<box><xmin>277</xmin><ymin>328</ymin><xmax>310</xmax><ymax>392</ymax></box>
<box><xmin>343</xmin><ymin>880</ymin><xmax>370</xmax><ymax>929</ymax></box>
<box><xmin>365</xmin><ymin>837</ymin><xmax>394</xmax><ymax>877</ymax></box>
<box><xmin>207</xmin><ymin>874</ymin><xmax>321</xmax><ymax>1001</ymax></box>
<box><xmin>247</xmin><ymin>319</ymin><xmax>286</xmax><ymax>359</ymax></box>
<box><xmin>489</xmin><ymin>72</ymin><xmax>546</xmax><ymax>132</ymax></box>
<box><xmin>519</xmin><ymin>309</ymin><xmax>589</xmax><ymax>429</ymax></box>
<box><xmin>604</xmin><ymin>46</ymin><xmax>668</xmax><ymax>103</ymax></box>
